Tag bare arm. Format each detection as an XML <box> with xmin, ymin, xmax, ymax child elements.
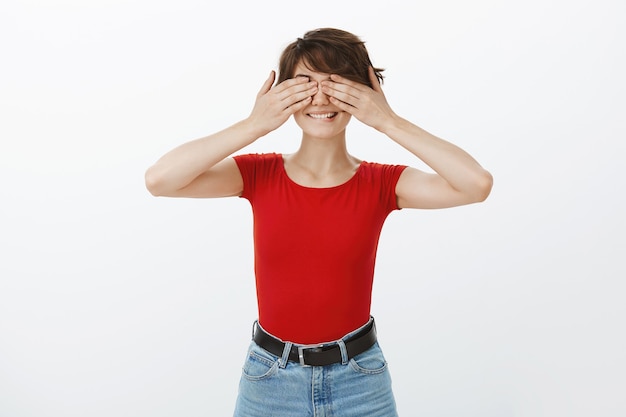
<box><xmin>145</xmin><ymin>72</ymin><xmax>319</xmax><ymax>198</ymax></box>
<box><xmin>382</xmin><ymin>118</ymin><xmax>493</xmax><ymax>209</ymax></box>
<box><xmin>321</xmin><ymin>68</ymin><xmax>493</xmax><ymax>209</ymax></box>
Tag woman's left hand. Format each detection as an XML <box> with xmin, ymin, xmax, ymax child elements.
<box><xmin>321</xmin><ymin>66</ymin><xmax>397</xmax><ymax>132</ymax></box>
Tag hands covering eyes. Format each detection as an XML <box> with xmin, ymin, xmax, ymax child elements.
<box><xmin>247</xmin><ymin>67</ymin><xmax>396</xmax><ymax>136</ymax></box>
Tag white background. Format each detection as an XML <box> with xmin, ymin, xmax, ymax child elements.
<box><xmin>1</xmin><ymin>0</ymin><xmax>624</xmax><ymax>416</ymax></box>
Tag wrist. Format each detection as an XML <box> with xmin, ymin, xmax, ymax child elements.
<box><xmin>239</xmin><ymin>117</ymin><xmax>270</xmax><ymax>140</ymax></box>
<box><xmin>378</xmin><ymin>114</ymin><xmax>408</xmax><ymax>136</ymax></box>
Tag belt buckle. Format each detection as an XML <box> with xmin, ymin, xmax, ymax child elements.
<box><xmin>297</xmin><ymin>343</ymin><xmax>325</xmax><ymax>367</ymax></box>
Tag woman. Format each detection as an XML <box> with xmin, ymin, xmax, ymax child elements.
<box><xmin>145</xmin><ymin>28</ymin><xmax>492</xmax><ymax>417</ymax></box>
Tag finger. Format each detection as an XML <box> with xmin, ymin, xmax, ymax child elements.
<box><xmin>285</xmin><ymin>96</ymin><xmax>313</xmax><ymax>114</ymax></box>
<box><xmin>277</xmin><ymin>81</ymin><xmax>317</xmax><ymax>102</ymax></box>
<box><xmin>329</xmin><ymin>74</ymin><xmax>368</xmax><ymax>92</ymax></box>
<box><xmin>257</xmin><ymin>70</ymin><xmax>276</xmax><ymax>97</ymax></box>
<box><xmin>274</xmin><ymin>76</ymin><xmax>311</xmax><ymax>94</ymax></box>
<box><xmin>281</xmin><ymin>86</ymin><xmax>318</xmax><ymax>109</ymax></box>
<box><xmin>322</xmin><ymin>81</ymin><xmax>360</xmax><ymax>100</ymax></box>
<box><xmin>322</xmin><ymin>83</ymin><xmax>360</xmax><ymax>106</ymax></box>
<box><xmin>328</xmin><ymin>96</ymin><xmax>356</xmax><ymax>113</ymax></box>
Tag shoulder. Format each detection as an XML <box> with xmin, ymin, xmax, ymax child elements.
<box><xmin>358</xmin><ymin>161</ymin><xmax>408</xmax><ymax>182</ymax></box>
<box><xmin>234</xmin><ymin>152</ymin><xmax>282</xmax><ymax>165</ymax></box>
<box><xmin>233</xmin><ymin>153</ymin><xmax>284</xmax><ymax>195</ymax></box>
<box><xmin>234</xmin><ymin>152</ymin><xmax>282</xmax><ymax>172</ymax></box>
<box><xmin>354</xmin><ymin>161</ymin><xmax>408</xmax><ymax>211</ymax></box>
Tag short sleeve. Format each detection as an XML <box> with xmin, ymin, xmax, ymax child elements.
<box><xmin>375</xmin><ymin>163</ymin><xmax>408</xmax><ymax>212</ymax></box>
<box><xmin>233</xmin><ymin>153</ymin><xmax>257</xmax><ymax>201</ymax></box>
<box><xmin>232</xmin><ymin>153</ymin><xmax>281</xmax><ymax>202</ymax></box>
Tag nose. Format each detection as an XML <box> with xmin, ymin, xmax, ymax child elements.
<box><xmin>311</xmin><ymin>81</ymin><xmax>329</xmax><ymax>105</ymax></box>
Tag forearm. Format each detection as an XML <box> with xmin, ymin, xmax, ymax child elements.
<box><xmin>382</xmin><ymin>116</ymin><xmax>493</xmax><ymax>199</ymax></box>
<box><xmin>145</xmin><ymin>118</ymin><xmax>263</xmax><ymax>194</ymax></box>
<box><xmin>145</xmin><ymin>72</ymin><xmax>317</xmax><ymax>196</ymax></box>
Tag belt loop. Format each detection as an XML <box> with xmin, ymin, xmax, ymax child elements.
<box><xmin>280</xmin><ymin>341</ymin><xmax>292</xmax><ymax>369</ymax></box>
<box><xmin>251</xmin><ymin>320</ymin><xmax>258</xmax><ymax>340</ymax></box>
<box><xmin>337</xmin><ymin>339</ymin><xmax>349</xmax><ymax>365</ymax></box>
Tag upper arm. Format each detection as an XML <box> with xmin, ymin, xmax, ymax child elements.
<box><xmin>159</xmin><ymin>157</ymin><xmax>243</xmax><ymax>198</ymax></box>
<box><xmin>395</xmin><ymin>167</ymin><xmax>480</xmax><ymax>209</ymax></box>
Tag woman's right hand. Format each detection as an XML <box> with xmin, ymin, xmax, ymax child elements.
<box><xmin>246</xmin><ymin>71</ymin><xmax>318</xmax><ymax>136</ymax></box>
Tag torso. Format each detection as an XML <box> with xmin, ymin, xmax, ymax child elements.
<box><xmin>233</xmin><ymin>152</ymin><xmax>407</xmax><ymax>344</ymax></box>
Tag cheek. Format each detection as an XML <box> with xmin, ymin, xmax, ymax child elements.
<box><xmin>336</xmin><ymin>112</ymin><xmax>352</xmax><ymax>127</ymax></box>
<box><xmin>292</xmin><ymin>113</ymin><xmax>307</xmax><ymax>129</ymax></box>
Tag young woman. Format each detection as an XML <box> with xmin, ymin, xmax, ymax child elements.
<box><xmin>145</xmin><ymin>28</ymin><xmax>492</xmax><ymax>417</ymax></box>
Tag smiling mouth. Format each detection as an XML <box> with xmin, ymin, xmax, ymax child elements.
<box><xmin>307</xmin><ymin>112</ymin><xmax>338</xmax><ymax>119</ymax></box>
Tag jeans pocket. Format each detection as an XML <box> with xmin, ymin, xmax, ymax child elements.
<box><xmin>241</xmin><ymin>343</ymin><xmax>280</xmax><ymax>381</ymax></box>
<box><xmin>349</xmin><ymin>343</ymin><xmax>388</xmax><ymax>375</ymax></box>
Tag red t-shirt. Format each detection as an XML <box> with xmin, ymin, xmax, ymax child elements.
<box><xmin>234</xmin><ymin>153</ymin><xmax>407</xmax><ymax>344</ymax></box>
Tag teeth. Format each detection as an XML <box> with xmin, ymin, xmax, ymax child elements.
<box><xmin>308</xmin><ymin>112</ymin><xmax>337</xmax><ymax>119</ymax></box>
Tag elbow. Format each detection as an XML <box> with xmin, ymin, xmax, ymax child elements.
<box><xmin>144</xmin><ymin>166</ymin><xmax>165</xmax><ymax>197</ymax></box>
<box><xmin>472</xmin><ymin>169</ymin><xmax>493</xmax><ymax>203</ymax></box>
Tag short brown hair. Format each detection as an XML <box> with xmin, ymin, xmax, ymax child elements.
<box><xmin>276</xmin><ymin>28</ymin><xmax>384</xmax><ymax>88</ymax></box>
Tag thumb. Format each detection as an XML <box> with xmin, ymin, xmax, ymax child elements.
<box><xmin>257</xmin><ymin>70</ymin><xmax>276</xmax><ymax>97</ymax></box>
<box><xmin>369</xmin><ymin>66</ymin><xmax>382</xmax><ymax>92</ymax></box>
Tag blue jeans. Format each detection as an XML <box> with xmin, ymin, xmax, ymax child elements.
<box><xmin>233</xmin><ymin>322</ymin><xmax>398</xmax><ymax>417</ymax></box>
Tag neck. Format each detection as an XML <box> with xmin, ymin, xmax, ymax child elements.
<box><xmin>290</xmin><ymin>131</ymin><xmax>354</xmax><ymax>173</ymax></box>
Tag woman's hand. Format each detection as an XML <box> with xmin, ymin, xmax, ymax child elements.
<box><xmin>247</xmin><ymin>71</ymin><xmax>318</xmax><ymax>136</ymax></box>
<box><xmin>321</xmin><ymin>66</ymin><xmax>397</xmax><ymax>132</ymax></box>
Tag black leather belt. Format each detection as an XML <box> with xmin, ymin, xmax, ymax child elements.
<box><xmin>252</xmin><ymin>319</ymin><xmax>377</xmax><ymax>367</ymax></box>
